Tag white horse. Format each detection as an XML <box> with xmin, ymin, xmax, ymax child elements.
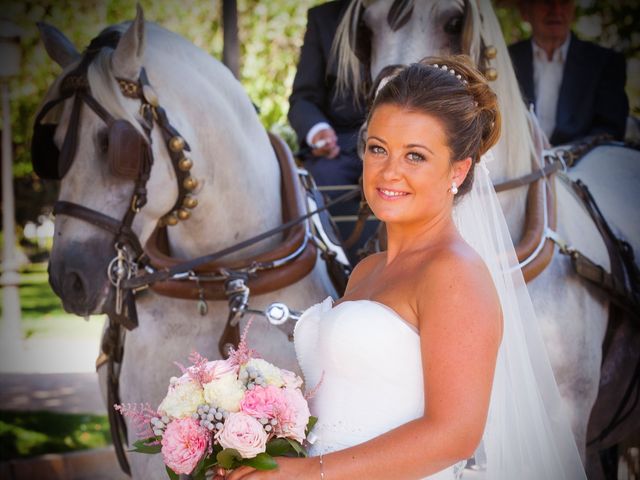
<box><xmin>333</xmin><ymin>0</ymin><xmax>639</xmax><ymax>475</ymax></box>
<box><xmin>37</xmin><ymin>9</ymin><xmax>335</xmax><ymax>478</ymax></box>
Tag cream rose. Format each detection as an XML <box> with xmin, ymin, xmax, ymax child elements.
<box><xmin>241</xmin><ymin>358</ymin><xmax>284</xmax><ymax>387</ymax></box>
<box><xmin>158</xmin><ymin>378</ymin><xmax>204</xmax><ymax>419</ymax></box>
<box><xmin>217</xmin><ymin>412</ymin><xmax>268</xmax><ymax>459</ymax></box>
<box><xmin>203</xmin><ymin>372</ymin><xmax>245</xmax><ymax>412</ymax></box>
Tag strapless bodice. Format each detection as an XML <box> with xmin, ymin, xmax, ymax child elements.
<box><xmin>294</xmin><ymin>297</ymin><xmax>464</xmax><ymax>480</ymax></box>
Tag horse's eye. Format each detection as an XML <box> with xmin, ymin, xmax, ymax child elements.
<box><xmin>97</xmin><ymin>129</ymin><xmax>109</xmax><ymax>154</ymax></box>
<box><xmin>444</xmin><ymin>15</ymin><xmax>463</xmax><ymax>35</ymax></box>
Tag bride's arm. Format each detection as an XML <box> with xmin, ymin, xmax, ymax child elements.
<box><xmin>228</xmin><ymin>252</ymin><xmax>502</xmax><ymax>480</ymax></box>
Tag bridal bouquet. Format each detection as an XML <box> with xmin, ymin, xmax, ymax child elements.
<box><xmin>115</xmin><ymin>331</ymin><xmax>316</xmax><ymax>480</ymax></box>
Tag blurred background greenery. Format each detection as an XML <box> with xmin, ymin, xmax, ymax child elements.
<box><xmin>0</xmin><ymin>0</ymin><xmax>638</xmax><ymax>227</ymax></box>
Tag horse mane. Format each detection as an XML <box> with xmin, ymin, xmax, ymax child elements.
<box><xmin>332</xmin><ymin>0</ymin><xmax>366</xmax><ymax>100</ymax></box>
<box><xmin>332</xmin><ymin>0</ymin><xmax>537</xmax><ymax>179</ymax></box>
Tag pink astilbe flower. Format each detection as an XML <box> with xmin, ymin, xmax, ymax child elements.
<box><xmin>304</xmin><ymin>371</ymin><xmax>325</xmax><ymax>400</ymax></box>
<box><xmin>113</xmin><ymin>403</ymin><xmax>156</xmax><ymax>440</ymax></box>
<box><xmin>174</xmin><ymin>351</ymin><xmax>237</xmax><ymax>387</ymax></box>
<box><xmin>227</xmin><ymin>317</ymin><xmax>259</xmax><ymax>367</ymax></box>
<box><xmin>161</xmin><ymin>417</ymin><xmax>211</xmax><ymax>474</ymax></box>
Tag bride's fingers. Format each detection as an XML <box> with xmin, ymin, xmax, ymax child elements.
<box><xmin>226</xmin><ymin>465</ymin><xmax>256</xmax><ymax>480</ymax></box>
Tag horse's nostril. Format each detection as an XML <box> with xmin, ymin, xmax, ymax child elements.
<box><xmin>63</xmin><ymin>270</ymin><xmax>87</xmax><ymax>300</ymax></box>
<box><xmin>71</xmin><ymin>273</ymin><xmax>83</xmax><ymax>292</ymax></box>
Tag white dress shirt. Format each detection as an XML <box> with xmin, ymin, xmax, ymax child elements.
<box><xmin>532</xmin><ymin>35</ymin><xmax>571</xmax><ymax>139</ymax></box>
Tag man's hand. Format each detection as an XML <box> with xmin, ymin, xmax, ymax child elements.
<box><xmin>310</xmin><ymin>128</ymin><xmax>340</xmax><ymax>159</ymax></box>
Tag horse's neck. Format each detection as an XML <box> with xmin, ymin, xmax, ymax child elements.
<box><xmin>140</xmin><ymin>25</ymin><xmax>283</xmax><ymax>260</ymax></box>
<box><xmin>492</xmin><ymin>136</ymin><xmax>530</xmax><ymax>243</ymax></box>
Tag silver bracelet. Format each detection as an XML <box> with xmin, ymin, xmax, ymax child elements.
<box><xmin>319</xmin><ymin>452</ymin><xmax>325</xmax><ymax>479</ymax></box>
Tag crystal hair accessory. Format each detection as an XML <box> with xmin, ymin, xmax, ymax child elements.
<box><xmin>431</xmin><ymin>63</ymin><xmax>468</xmax><ymax>86</ymax></box>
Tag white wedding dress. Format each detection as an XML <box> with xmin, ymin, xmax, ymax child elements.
<box><xmin>291</xmin><ymin>157</ymin><xmax>586</xmax><ymax>480</ymax></box>
<box><xmin>294</xmin><ymin>296</ymin><xmax>465</xmax><ymax>480</ymax></box>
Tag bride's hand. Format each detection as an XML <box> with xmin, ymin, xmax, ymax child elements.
<box><xmin>225</xmin><ymin>457</ymin><xmax>317</xmax><ymax>480</ymax></box>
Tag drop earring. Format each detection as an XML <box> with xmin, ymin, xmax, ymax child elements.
<box><xmin>450</xmin><ymin>182</ymin><xmax>458</xmax><ymax>195</ymax></box>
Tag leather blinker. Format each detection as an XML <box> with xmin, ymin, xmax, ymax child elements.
<box><xmin>108</xmin><ymin>120</ymin><xmax>147</xmax><ymax>179</ymax></box>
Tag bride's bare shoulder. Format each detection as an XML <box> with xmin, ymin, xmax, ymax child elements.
<box><xmin>417</xmin><ymin>240</ymin><xmax>502</xmax><ymax>334</ymax></box>
<box><xmin>343</xmin><ymin>253</ymin><xmax>385</xmax><ymax>293</ymax></box>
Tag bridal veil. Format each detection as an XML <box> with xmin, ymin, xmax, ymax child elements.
<box><xmin>453</xmin><ymin>153</ymin><xmax>586</xmax><ymax>479</ymax></box>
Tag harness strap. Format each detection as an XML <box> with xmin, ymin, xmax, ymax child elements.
<box><xmin>494</xmin><ymin>159</ymin><xmax>563</xmax><ymax>193</ymax></box>
<box><xmin>53</xmin><ymin>201</ymin><xmax>145</xmax><ymax>257</ymax></box>
<box><xmin>102</xmin><ymin>318</ymin><xmax>130</xmax><ymax>475</ymax></box>
<box><xmin>123</xmin><ymin>187</ymin><xmax>360</xmax><ymax>290</ymax></box>
<box><xmin>567</xmin><ymin>179</ymin><xmax>640</xmax><ymax>317</ymax></box>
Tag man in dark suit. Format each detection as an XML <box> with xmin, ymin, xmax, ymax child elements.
<box><xmin>289</xmin><ymin>0</ymin><xmax>371</xmax><ymax>258</ymax></box>
<box><xmin>508</xmin><ymin>0</ymin><xmax>628</xmax><ymax>146</ymax></box>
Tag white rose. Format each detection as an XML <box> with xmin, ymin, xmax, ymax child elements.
<box><xmin>241</xmin><ymin>358</ymin><xmax>284</xmax><ymax>387</ymax></box>
<box><xmin>203</xmin><ymin>372</ymin><xmax>246</xmax><ymax>412</ymax></box>
<box><xmin>158</xmin><ymin>378</ymin><xmax>204</xmax><ymax>419</ymax></box>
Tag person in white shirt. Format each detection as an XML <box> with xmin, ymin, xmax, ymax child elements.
<box><xmin>509</xmin><ymin>0</ymin><xmax>628</xmax><ymax>145</ymax></box>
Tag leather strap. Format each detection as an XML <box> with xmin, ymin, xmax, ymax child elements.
<box><xmin>141</xmin><ymin>132</ymin><xmax>334</xmax><ymax>298</ymax></box>
<box><xmin>53</xmin><ymin>201</ymin><xmax>145</xmax><ymax>256</ymax></box>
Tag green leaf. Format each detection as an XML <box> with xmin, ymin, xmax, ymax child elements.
<box><xmin>192</xmin><ymin>455</ymin><xmax>219</xmax><ymax>477</ymax></box>
<box><xmin>285</xmin><ymin>438</ymin><xmax>307</xmax><ymax>457</ymax></box>
<box><xmin>305</xmin><ymin>416</ymin><xmax>318</xmax><ymax>436</ymax></box>
<box><xmin>165</xmin><ymin>466</ymin><xmax>179</xmax><ymax>480</ymax></box>
<box><xmin>217</xmin><ymin>448</ymin><xmax>243</xmax><ymax>469</ymax></box>
<box><xmin>240</xmin><ymin>452</ymin><xmax>278</xmax><ymax>470</ymax></box>
<box><xmin>129</xmin><ymin>438</ymin><xmax>161</xmax><ymax>454</ymax></box>
<box><xmin>266</xmin><ymin>438</ymin><xmax>295</xmax><ymax>457</ymax></box>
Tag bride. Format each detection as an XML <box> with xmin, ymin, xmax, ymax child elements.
<box><xmin>224</xmin><ymin>56</ymin><xmax>586</xmax><ymax>480</ymax></box>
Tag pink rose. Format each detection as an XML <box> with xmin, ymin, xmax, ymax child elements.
<box><xmin>280</xmin><ymin>369</ymin><xmax>303</xmax><ymax>389</ymax></box>
<box><xmin>204</xmin><ymin>359</ymin><xmax>238</xmax><ymax>381</ymax></box>
<box><xmin>161</xmin><ymin>418</ymin><xmax>210</xmax><ymax>474</ymax></box>
<box><xmin>217</xmin><ymin>412</ymin><xmax>268</xmax><ymax>458</ymax></box>
<box><xmin>240</xmin><ymin>385</ymin><xmax>286</xmax><ymax>420</ymax></box>
<box><xmin>275</xmin><ymin>387</ymin><xmax>310</xmax><ymax>443</ymax></box>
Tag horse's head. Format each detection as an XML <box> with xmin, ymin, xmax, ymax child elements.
<box><xmin>334</xmin><ymin>0</ymin><xmax>538</xmax><ymax>180</ymax></box>
<box><xmin>34</xmin><ymin>8</ymin><xmax>180</xmax><ymax>316</ymax></box>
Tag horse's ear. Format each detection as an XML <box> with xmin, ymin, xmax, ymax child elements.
<box><xmin>112</xmin><ymin>4</ymin><xmax>145</xmax><ymax>80</ymax></box>
<box><xmin>37</xmin><ymin>22</ymin><xmax>80</xmax><ymax>68</ymax></box>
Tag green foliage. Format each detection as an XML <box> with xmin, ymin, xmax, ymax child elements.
<box><xmin>494</xmin><ymin>2</ymin><xmax>640</xmax><ymax>114</ymax></box>
<box><xmin>216</xmin><ymin>447</ymin><xmax>243</xmax><ymax>469</ymax></box>
<box><xmin>237</xmin><ymin>0</ymin><xmax>322</xmax><ymax>145</ymax></box>
<box><xmin>130</xmin><ymin>436</ymin><xmax>162</xmax><ymax>454</ymax></box>
<box><xmin>0</xmin><ymin>410</ymin><xmax>110</xmax><ymax>460</ymax></box>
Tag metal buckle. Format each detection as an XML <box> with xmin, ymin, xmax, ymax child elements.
<box><xmin>224</xmin><ymin>275</ymin><xmax>250</xmax><ymax>327</ymax></box>
<box><xmin>107</xmin><ymin>243</ymin><xmax>137</xmax><ymax>314</ymax></box>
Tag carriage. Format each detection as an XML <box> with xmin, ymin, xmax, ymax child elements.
<box><xmin>32</xmin><ymin>2</ymin><xmax>639</xmax><ymax>478</ymax></box>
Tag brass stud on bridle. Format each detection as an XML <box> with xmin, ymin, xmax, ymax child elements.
<box><xmin>163</xmin><ymin>212</ymin><xmax>179</xmax><ymax>226</ymax></box>
<box><xmin>183</xmin><ymin>195</ymin><xmax>198</xmax><ymax>209</ymax></box>
<box><xmin>169</xmin><ymin>135</ymin><xmax>186</xmax><ymax>152</ymax></box>
<box><xmin>482</xmin><ymin>45</ymin><xmax>498</xmax><ymax>81</ymax></box>
<box><xmin>177</xmin><ymin>208</ymin><xmax>191</xmax><ymax>220</ymax></box>
<box><xmin>178</xmin><ymin>156</ymin><xmax>193</xmax><ymax>171</ymax></box>
<box><xmin>484</xmin><ymin>67</ymin><xmax>498</xmax><ymax>81</ymax></box>
<box><xmin>484</xmin><ymin>45</ymin><xmax>497</xmax><ymax>60</ymax></box>
<box><xmin>183</xmin><ymin>176</ymin><xmax>198</xmax><ymax>191</ymax></box>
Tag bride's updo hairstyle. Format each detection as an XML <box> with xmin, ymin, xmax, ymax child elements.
<box><xmin>368</xmin><ymin>55</ymin><xmax>501</xmax><ymax>198</ymax></box>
